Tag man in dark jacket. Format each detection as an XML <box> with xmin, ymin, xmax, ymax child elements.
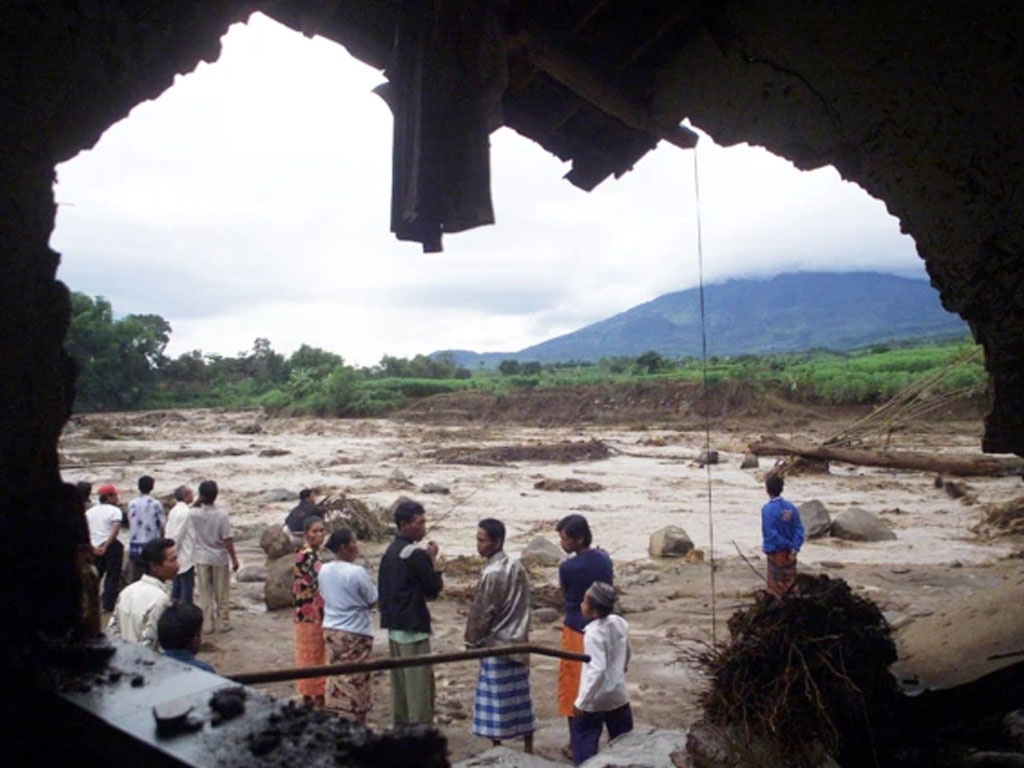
<box><xmin>378</xmin><ymin>498</ymin><xmax>443</xmax><ymax>726</ymax></box>
<box><xmin>284</xmin><ymin>488</ymin><xmax>318</xmax><ymax>548</ymax></box>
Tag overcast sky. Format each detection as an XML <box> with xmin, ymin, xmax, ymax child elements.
<box><xmin>51</xmin><ymin>12</ymin><xmax>923</xmax><ymax>366</ymax></box>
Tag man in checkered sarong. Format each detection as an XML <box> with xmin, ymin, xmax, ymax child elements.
<box><xmin>465</xmin><ymin>518</ymin><xmax>536</xmax><ymax>753</ymax></box>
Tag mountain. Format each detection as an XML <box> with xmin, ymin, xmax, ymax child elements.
<box><xmin>436</xmin><ymin>272</ymin><xmax>968</xmax><ymax>366</ymax></box>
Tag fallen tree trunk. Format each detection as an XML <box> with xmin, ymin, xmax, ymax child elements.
<box><xmin>750</xmin><ymin>435</ymin><xmax>1024</xmax><ymax>477</ymax></box>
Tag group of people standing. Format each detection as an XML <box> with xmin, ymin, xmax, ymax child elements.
<box><xmin>288</xmin><ymin>498</ymin><xmax>634</xmax><ymax>766</ymax></box>
<box><xmin>79</xmin><ymin>470</ymin><xmax>805</xmax><ymax>765</ymax></box>
<box><xmin>79</xmin><ymin>475</ymin><xmax>240</xmax><ymax>666</ymax></box>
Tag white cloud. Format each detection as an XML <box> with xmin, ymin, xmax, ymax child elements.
<box><xmin>51</xmin><ymin>12</ymin><xmax>922</xmax><ymax>367</ymax></box>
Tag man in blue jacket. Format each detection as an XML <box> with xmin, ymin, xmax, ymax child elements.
<box><xmin>761</xmin><ymin>475</ymin><xmax>805</xmax><ymax>598</ymax></box>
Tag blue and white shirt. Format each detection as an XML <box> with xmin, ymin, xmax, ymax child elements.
<box><xmin>128</xmin><ymin>494</ymin><xmax>166</xmax><ymax>558</ymax></box>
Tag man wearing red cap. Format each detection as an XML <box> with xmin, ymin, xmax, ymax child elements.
<box><xmin>86</xmin><ymin>484</ymin><xmax>125</xmax><ymax>614</ymax></box>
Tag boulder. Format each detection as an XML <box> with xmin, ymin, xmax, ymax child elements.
<box><xmin>257</xmin><ymin>487</ymin><xmax>298</xmax><ymax>503</ymax></box>
<box><xmin>390</xmin><ymin>468</ymin><xmax>408</xmax><ymax>482</ymax></box>
<box><xmin>698</xmin><ymin>450</ymin><xmax>720</xmax><ymax>466</ymax></box>
<box><xmin>236</xmin><ymin>565</ymin><xmax>268</xmax><ymax>583</ymax></box>
<box><xmin>580</xmin><ymin>727</ymin><xmax>688</xmax><ymax>768</ymax></box>
<box><xmin>519</xmin><ymin>536</ymin><xmax>564</xmax><ymax>566</ymax></box>
<box><xmin>798</xmin><ymin>499</ymin><xmax>832</xmax><ymax>539</ymax></box>
<box><xmin>648</xmin><ymin>526</ymin><xmax>694</xmax><ymax>558</ymax></box>
<box><xmin>831</xmin><ymin>507</ymin><xmax>897</xmax><ymax>541</ymax></box>
<box><xmin>532</xmin><ymin>607</ymin><xmax>560</xmax><ymax>623</ymax></box>
<box><xmin>234</xmin><ymin>422</ymin><xmax>262</xmax><ymax>435</ymax></box>
<box><xmin>264</xmin><ymin>553</ymin><xmax>296</xmax><ymax>611</ymax></box>
<box><xmin>259</xmin><ymin>525</ymin><xmax>295</xmax><ymax>560</ymax></box>
<box><xmin>420</xmin><ymin>482</ymin><xmax>450</xmax><ymax>494</ymax></box>
<box><xmin>258</xmin><ymin>448</ymin><xmax>291</xmax><ymax>457</ymax></box>
<box><xmin>740</xmin><ymin>453</ymin><xmax>759</xmax><ymax>469</ymax></box>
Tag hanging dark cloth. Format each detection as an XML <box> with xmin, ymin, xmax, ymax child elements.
<box><xmin>376</xmin><ymin>0</ymin><xmax>507</xmax><ymax>253</ymax></box>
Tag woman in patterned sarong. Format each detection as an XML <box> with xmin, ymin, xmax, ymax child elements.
<box><xmin>318</xmin><ymin>527</ymin><xmax>378</xmax><ymax>723</ymax></box>
<box><xmin>293</xmin><ymin>516</ymin><xmax>327</xmax><ymax>707</ymax></box>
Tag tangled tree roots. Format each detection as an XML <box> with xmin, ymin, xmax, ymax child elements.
<box><xmin>319</xmin><ymin>496</ymin><xmax>389</xmax><ymax>541</ymax></box>
<box><xmin>698</xmin><ymin>574</ymin><xmax>899</xmax><ymax>767</ymax></box>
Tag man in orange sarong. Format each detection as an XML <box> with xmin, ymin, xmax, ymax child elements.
<box><xmin>556</xmin><ymin>514</ymin><xmax>613</xmax><ymax>759</ymax></box>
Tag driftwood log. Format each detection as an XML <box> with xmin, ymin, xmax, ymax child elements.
<box><xmin>750</xmin><ymin>435</ymin><xmax>1024</xmax><ymax>477</ymax></box>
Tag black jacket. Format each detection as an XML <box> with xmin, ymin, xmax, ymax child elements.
<box><xmin>378</xmin><ymin>535</ymin><xmax>443</xmax><ymax>633</ymax></box>
<box><xmin>285</xmin><ymin>500</ymin><xmax>318</xmax><ymax>534</ymax></box>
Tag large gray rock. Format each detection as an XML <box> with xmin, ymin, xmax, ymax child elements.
<box><xmin>648</xmin><ymin>526</ymin><xmax>694</xmax><ymax>558</ymax></box>
<box><xmin>740</xmin><ymin>453</ymin><xmax>759</xmax><ymax>469</ymax></box>
<box><xmin>532</xmin><ymin>607</ymin><xmax>560</xmax><ymax>623</ymax></box>
<box><xmin>519</xmin><ymin>536</ymin><xmax>564</xmax><ymax>566</ymax></box>
<box><xmin>257</xmin><ymin>487</ymin><xmax>298</xmax><ymax>503</ymax></box>
<box><xmin>831</xmin><ymin>507</ymin><xmax>897</xmax><ymax>541</ymax></box>
<box><xmin>798</xmin><ymin>499</ymin><xmax>832</xmax><ymax>539</ymax></box>
<box><xmin>259</xmin><ymin>524</ymin><xmax>295</xmax><ymax>560</ymax></box>
<box><xmin>264</xmin><ymin>553</ymin><xmax>296</xmax><ymax>611</ymax></box>
<box><xmin>580</xmin><ymin>727</ymin><xmax>688</xmax><ymax>768</ymax></box>
<box><xmin>420</xmin><ymin>482</ymin><xmax>450</xmax><ymax>494</ymax></box>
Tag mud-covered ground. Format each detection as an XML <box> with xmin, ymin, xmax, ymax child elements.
<box><xmin>60</xmin><ymin>407</ymin><xmax>1024</xmax><ymax>763</ymax></box>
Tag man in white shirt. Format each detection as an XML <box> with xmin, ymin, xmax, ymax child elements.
<box><xmin>108</xmin><ymin>537</ymin><xmax>178</xmax><ymax>651</ymax></box>
<box><xmin>165</xmin><ymin>485</ymin><xmax>196</xmax><ymax>604</ymax></box>
<box><xmin>571</xmin><ymin>581</ymin><xmax>633</xmax><ymax>766</ymax></box>
<box><xmin>86</xmin><ymin>484</ymin><xmax>124</xmax><ymax>613</ymax></box>
<box><xmin>127</xmin><ymin>475</ymin><xmax>166</xmax><ymax>583</ymax></box>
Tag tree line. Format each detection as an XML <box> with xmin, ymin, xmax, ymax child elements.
<box><xmin>65</xmin><ymin>292</ymin><xmax>984</xmax><ymax>415</ymax></box>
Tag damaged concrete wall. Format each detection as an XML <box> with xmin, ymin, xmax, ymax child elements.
<box><xmin>0</xmin><ymin>0</ymin><xmax>1022</xmax><ymax>657</ymax></box>
<box><xmin>0</xmin><ymin>0</ymin><xmax>258</xmax><ymax>646</ymax></box>
<box><xmin>650</xmin><ymin>0</ymin><xmax>1024</xmax><ymax>453</ymax></box>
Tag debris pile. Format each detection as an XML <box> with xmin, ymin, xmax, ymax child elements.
<box><xmin>696</xmin><ymin>574</ymin><xmax>898</xmax><ymax>767</ymax></box>
<box><xmin>974</xmin><ymin>495</ymin><xmax>1024</xmax><ymax>535</ymax></box>
<box><xmin>532</xmin><ymin>477</ymin><xmax>604</xmax><ymax>492</ymax></box>
<box><xmin>242</xmin><ymin>700</ymin><xmax>448</xmax><ymax>768</ymax></box>
<box><xmin>319</xmin><ymin>495</ymin><xmax>389</xmax><ymax>541</ymax></box>
<box><xmin>432</xmin><ymin>439</ymin><xmax>610</xmax><ymax>467</ymax></box>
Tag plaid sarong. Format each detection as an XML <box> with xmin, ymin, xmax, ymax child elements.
<box><xmin>472</xmin><ymin>656</ymin><xmax>536</xmax><ymax>739</ymax></box>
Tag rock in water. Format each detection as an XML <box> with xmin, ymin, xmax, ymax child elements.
<box><xmin>257</xmin><ymin>487</ymin><xmax>298</xmax><ymax>503</ymax></box>
<box><xmin>420</xmin><ymin>482</ymin><xmax>450</xmax><ymax>494</ymax></box>
<box><xmin>648</xmin><ymin>526</ymin><xmax>694</xmax><ymax>558</ymax></box>
<box><xmin>831</xmin><ymin>508</ymin><xmax>897</xmax><ymax>541</ymax></box>
<box><xmin>798</xmin><ymin>499</ymin><xmax>832</xmax><ymax>539</ymax></box>
<box><xmin>259</xmin><ymin>525</ymin><xmax>295</xmax><ymax>560</ymax></box>
<box><xmin>740</xmin><ymin>453</ymin><xmax>759</xmax><ymax>469</ymax></box>
<box><xmin>519</xmin><ymin>536</ymin><xmax>564</xmax><ymax>566</ymax></box>
<box><xmin>698</xmin><ymin>450</ymin><xmax>720</xmax><ymax>466</ymax></box>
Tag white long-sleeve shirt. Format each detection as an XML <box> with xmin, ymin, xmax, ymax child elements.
<box><xmin>575</xmin><ymin>614</ymin><xmax>631</xmax><ymax>712</ymax></box>
<box><xmin>165</xmin><ymin>501</ymin><xmax>195</xmax><ymax>573</ymax></box>
<box><xmin>107</xmin><ymin>575</ymin><xmax>171</xmax><ymax>651</ymax></box>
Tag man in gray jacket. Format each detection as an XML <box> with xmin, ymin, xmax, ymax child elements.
<box><xmin>465</xmin><ymin>518</ymin><xmax>535</xmax><ymax>753</ymax></box>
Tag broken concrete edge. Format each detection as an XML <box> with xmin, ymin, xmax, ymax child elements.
<box><xmin>19</xmin><ymin>636</ymin><xmax>448</xmax><ymax>768</ymax></box>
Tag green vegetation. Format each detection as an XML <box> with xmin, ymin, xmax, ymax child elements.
<box><xmin>66</xmin><ymin>292</ymin><xmax>985</xmax><ymax>416</ymax></box>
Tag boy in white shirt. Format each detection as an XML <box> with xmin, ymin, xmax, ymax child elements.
<box><xmin>571</xmin><ymin>581</ymin><xmax>633</xmax><ymax>765</ymax></box>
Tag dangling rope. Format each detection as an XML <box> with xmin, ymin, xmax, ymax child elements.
<box><xmin>692</xmin><ymin>147</ymin><xmax>718</xmax><ymax>646</ymax></box>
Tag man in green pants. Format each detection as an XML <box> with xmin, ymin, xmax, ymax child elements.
<box><xmin>378</xmin><ymin>498</ymin><xmax>444</xmax><ymax>725</ymax></box>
